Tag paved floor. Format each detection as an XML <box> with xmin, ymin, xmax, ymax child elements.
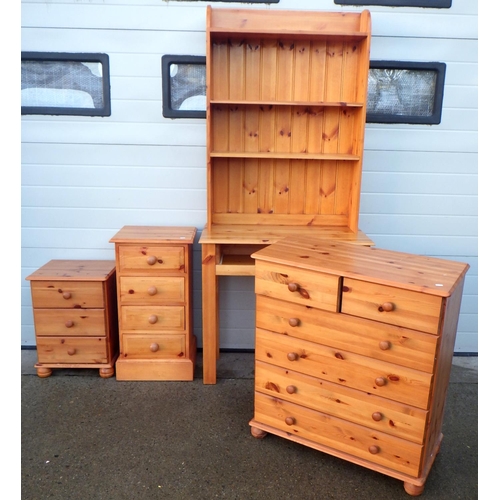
<box><xmin>21</xmin><ymin>350</ymin><xmax>478</xmax><ymax>500</ymax></box>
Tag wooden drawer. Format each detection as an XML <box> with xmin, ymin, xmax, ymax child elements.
<box><xmin>255</xmin><ymin>328</ymin><xmax>433</xmax><ymax>409</ymax></box>
<box><xmin>121</xmin><ymin>334</ymin><xmax>186</xmax><ymax>359</ymax></box>
<box><xmin>117</xmin><ymin>245</ymin><xmax>185</xmax><ymax>273</ymax></box>
<box><xmin>255</xmin><ymin>261</ymin><xmax>341</xmax><ymax>313</ymax></box>
<box><xmin>255</xmin><ymin>361</ymin><xmax>427</xmax><ymax>444</ymax></box>
<box><xmin>36</xmin><ymin>337</ymin><xmax>109</xmax><ymax>364</ymax></box>
<box><xmin>254</xmin><ymin>391</ymin><xmax>423</xmax><ymax>477</ymax></box>
<box><xmin>119</xmin><ymin>276</ymin><xmax>185</xmax><ymax>305</ymax></box>
<box><xmin>341</xmin><ymin>278</ymin><xmax>442</xmax><ymax>335</ymax></box>
<box><xmin>33</xmin><ymin>309</ymin><xmax>106</xmax><ymax>337</ymax></box>
<box><xmin>120</xmin><ymin>305</ymin><xmax>185</xmax><ymax>332</ymax></box>
<box><xmin>30</xmin><ymin>281</ymin><xmax>105</xmax><ymax>309</ymax></box>
<box><xmin>256</xmin><ymin>295</ymin><xmax>437</xmax><ymax>373</ymax></box>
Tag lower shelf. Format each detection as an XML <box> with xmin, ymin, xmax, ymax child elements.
<box><xmin>216</xmin><ymin>254</ymin><xmax>255</xmax><ymax>276</ymax></box>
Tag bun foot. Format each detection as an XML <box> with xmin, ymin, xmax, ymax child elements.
<box><xmin>36</xmin><ymin>367</ymin><xmax>52</xmax><ymax>378</ymax></box>
<box><xmin>404</xmin><ymin>481</ymin><xmax>425</xmax><ymax>496</ymax></box>
<box><xmin>99</xmin><ymin>367</ymin><xmax>115</xmax><ymax>378</ymax></box>
<box><xmin>250</xmin><ymin>426</ymin><xmax>267</xmax><ymax>439</ymax></box>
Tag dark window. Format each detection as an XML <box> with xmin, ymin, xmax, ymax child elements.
<box><xmin>162</xmin><ymin>55</ymin><xmax>206</xmax><ymax>119</ymax></box>
<box><xmin>21</xmin><ymin>52</ymin><xmax>111</xmax><ymax>116</ymax></box>
<box><xmin>367</xmin><ymin>61</ymin><xmax>446</xmax><ymax>124</ymax></box>
<box><xmin>160</xmin><ymin>58</ymin><xmax>446</xmax><ymax>124</ymax></box>
<box><xmin>334</xmin><ymin>1</ymin><xmax>451</xmax><ymax>7</ymax></box>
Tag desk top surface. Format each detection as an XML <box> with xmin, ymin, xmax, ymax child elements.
<box><xmin>199</xmin><ymin>225</ymin><xmax>374</xmax><ymax>246</ymax></box>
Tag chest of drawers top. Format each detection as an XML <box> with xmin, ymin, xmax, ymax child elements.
<box><xmin>251</xmin><ymin>237</ymin><xmax>469</xmax><ymax>298</ymax></box>
<box><xmin>109</xmin><ymin>226</ymin><xmax>197</xmax><ymax>245</ymax></box>
<box><xmin>26</xmin><ymin>260</ymin><xmax>116</xmax><ymax>283</ymax></box>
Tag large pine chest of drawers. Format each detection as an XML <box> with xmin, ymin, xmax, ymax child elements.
<box><xmin>110</xmin><ymin>226</ymin><xmax>197</xmax><ymax>381</ymax></box>
<box><xmin>249</xmin><ymin>237</ymin><xmax>469</xmax><ymax>496</ymax></box>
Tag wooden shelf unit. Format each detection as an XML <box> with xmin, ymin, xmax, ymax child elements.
<box><xmin>201</xmin><ymin>7</ymin><xmax>374</xmax><ymax>384</ymax></box>
<box><xmin>206</xmin><ymin>7</ymin><xmax>372</xmax><ymax>233</ymax></box>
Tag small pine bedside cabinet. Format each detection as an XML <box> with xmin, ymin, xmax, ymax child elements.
<box><xmin>249</xmin><ymin>237</ymin><xmax>469</xmax><ymax>496</ymax></box>
<box><xmin>26</xmin><ymin>260</ymin><xmax>119</xmax><ymax>378</ymax></box>
<box><xmin>109</xmin><ymin>226</ymin><xmax>197</xmax><ymax>381</ymax></box>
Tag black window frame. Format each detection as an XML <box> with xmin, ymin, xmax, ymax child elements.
<box><xmin>162</xmin><ymin>55</ymin><xmax>206</xmax><ymax>119</ymax></box>
<box><xmin>160</xmin><ymin>57</ymin><xmax>446</xmax><ymax>124</ymax></box>
<box><xmin>367</xmin><ymin>61</ymin><xmax>446</xmax><ymax>125</ymax></box>
<box><xmin>334</xmin><ymin>0</ymin><xmax>451</xmax><ymax>7</ymax></box>
<box><xmin>21</xmin><ymin>52</ymin><xmax>111</xmax><ymax>117</ymax></box>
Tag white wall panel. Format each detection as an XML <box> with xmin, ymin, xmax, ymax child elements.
<box><xmin>20</xmin><ymin>0</ymin><xmax>478</xmax><ymax>354</ymax></box>
<box><xmin>22</xmin><ymin>143</ymin><xmax>206</xmax><ymax>166</ymax></box>
<box><xmin>21</xmin><ymin>121</ymin><xmax>206</xmax><ymax>146</ymax></box>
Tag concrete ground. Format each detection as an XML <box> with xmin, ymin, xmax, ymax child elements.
<box><xmin>21</xmin><ymin>350</ymin><xmax>477</xmax><ymax>500</ymax></box>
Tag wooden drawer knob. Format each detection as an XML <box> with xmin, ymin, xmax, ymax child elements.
<box><xmin>372</xmin><ymin>412</ymin><xmax>383</xmax><ymax>421</ymax></box>
<box><xmin>65</xmin><ymin>320</ymin><xmax>74</xmax><ymax>328</ymax></box>
<box><xmin>286</xmin><ymin>385</ymin><xmax>297</xmax><ymax>394</ymax></box>
<box><xmin>62</xmin><ymin>291</ymin><xmax>72</xmax><ymax>300</ymax></box>
<box><xmin>379</xmin><ymin>340</ymin><xmax>391</xmax><ymax>351</ymax></box>
<box><xmin>147</xmin><ymin>256</ymin><xmax>157</xmax><ymax>266</ymax></box>
<box><xmin>285</xmin><ymin>416</ymin><xmax>295</xmax><ymax>426</ymax></box>
<box><xmin>379</xmin><ymin>302</ymin><xmax>394</xmax><ymax>312</ymax></box>
<box><xmin>67</xmin><ymin>348</ymin><xmax>76</xmax><ymax>356</ymax></box>
<box><xmin>288</xmin><ymin>318</ymin><xmax>300</xmax><ymax>327</ymax></box>
<box><xmin>148</xmin><ymin>286</ymin><xmax>158</xmax><ymax>296</ymax></box>
<box><xmin>288</xmin><ymin>283</ymin><xmax>309</xmax><ymax>299</ymax></box>
<box><xmin>369</xmin><ymin>445</ymin><xmax>380</xmax><ymax>454</ymax></box>
<box><xmin>375</xmin><ymin>377</ymin><xmax>387</xmax><ymax>387</ymax></box>
<box><xmin>150</xmin><ymin>343</ymin><xmax>159</xmax><ymax>352</ymax></box>
<box><xmin>287</xmin><ymin>283</ymin><xmax>309</xmax><ymax>299</ymax></box>
<box><xmin>287</xmin><ymin>352</ymin><xmax>299</xmax><ymax>362</ymax></box>
<box><xmin>149</xmin><ymin>315</ymin><xmax>158</xmax><ymax>324</ymax></box>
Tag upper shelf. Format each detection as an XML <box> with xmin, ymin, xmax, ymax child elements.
<box><xmin>208</xmin><ymin>7</ymin><xmax>372</xmax><ymax>39</ymax></box>
<box><xmin>209</xmin><ymin>30</ymin><xmax>369</xmax><ymax>41</ymax></box>
<box><xmin>210</xmin><ymin>100</ymin><xmax>364</xmax><ymax>108</ymax></box>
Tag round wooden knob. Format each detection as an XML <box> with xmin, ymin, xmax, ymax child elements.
<box><xmin>379</xmin><ymin>340</ymin><xmax>391</xmax><ymax>351</ymax></box>
<box><xmin>149</xmin><ymin>315</ymin><xmax>158</xmax><ymax>324</ymax></box>
<box><xmin>62</xmin><ymin>291</ymin><xmax>72</xmax><ymax>300</ymax></box>
<box><xmin>286</xmin><ymin>385</ymin><xmax>296</xmax><ymax>394</ymax></box>
<box><xmin>288</xmin><ymin>318</ymin><xmax>299</xmax><ymax>327</ymax></box>
<box><xmin>380</xmin><ymin>302</ymin><xmax>394</xmax><ymax>312</ymax></box>
<box><xmin>372</xmin><ymin>412</ymin><xmax>383</xmax><ymax>422</ymax></box>
<box><xmin>147</xmin><ymin>256</ymin><xmax>157</xmax><ymax>265</ymax></box>
<box><xmin>67</xmin><ymin>348</ymin><xmax>76</xmax><ymax>356</ymax></box>
<box><xmin>148</xmin><ymin>286</ymin><xmax>158</xmax><ymax>296</ymax></box>
<box><xmin>285</xmin><ymin>416</ymin><xmax>295</xmax><ymax>426</ymax></box>
<box><xmin>65</xmin><ymin>320</ymin><xmax>74</xmax><ymax>328</ymax></box>
<box><xmin>375</xmin><ymin>377</ymin><xmax>386</xmax><ymax>387</ymax></box>
<box><xmin>369</xmin><ymin>445</ymin><xmax>380</xmax><ymax>454</ymax></box>
<box><xmin>288</xmin><ymin>283</ymin><xmax>299</xmax><ymax>292</ymax></box>
<box><xmin>150</xmin><ymin>343</ymin><xmax>159</xmax><ymax>352</ymax></box>
<box><xmin>287</xmin><ymin>352</ymin><xmax>299</xmax><ymax>361</ymax></box>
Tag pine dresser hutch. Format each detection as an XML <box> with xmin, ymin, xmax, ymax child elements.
<box><xmin>200</xmin><ymin>7</ymin><xmax>374</xmax><ymax>384</ymax></box>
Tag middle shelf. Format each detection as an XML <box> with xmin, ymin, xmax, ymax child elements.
<box><xmin>209</xmin><ymin>103</ymin><xmax>365</xmax><ymax>157</ymax></box>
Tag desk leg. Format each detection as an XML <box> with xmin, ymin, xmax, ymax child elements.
<box><xmin>202</xmin><ymin>243</ymin><xmax>219</xmax><ymax>384</ymax></box>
